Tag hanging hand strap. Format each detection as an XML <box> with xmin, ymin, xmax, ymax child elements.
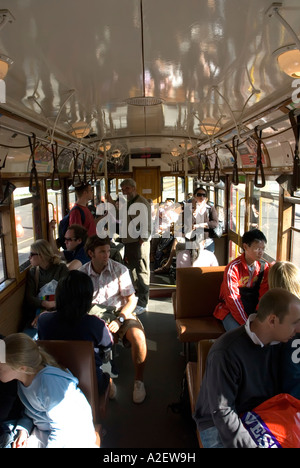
<box><xmin>51</xmin><ymin>140</ymin><xmax>62</xmax><ymax>190</ymax></box>
<box><xmin>28</xmin><ymin>133</ymin><xmax>40</xmax><ymax>196</ymax></box>
<box><xmin>289</xmin><ymin>111</ymin><xmax>300</xmax><ymax>191</ymax></box>
<box><xmin>202</xmin><ymin>151</ymin><xmax>212</xmax><ymax>182</ymax></box>
<box><xmin>212</xmin><ymin>145</ymin><xmax>220</xmax><ymax>184</ymax></box>
<box><xmin>225</xmin><ymin>136</ymin><xmax>239</xmax><ymax>185</ymax></box>
<box><xmin>254</xmin><ymin>127</ymin><xmax>265</xmax><ymax>188</ymax></box>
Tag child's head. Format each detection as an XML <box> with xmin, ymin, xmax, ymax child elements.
<box><xmin>268</xmin><ymin>261</ymin><xmax>300</xmax><ymax>299</ymax></box>
<box><xmin>0</xmin><ymin>333</ymin><xmax>61</xmax><ymax>383</ymax></box>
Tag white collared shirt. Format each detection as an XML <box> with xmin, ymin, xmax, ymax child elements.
<box><xmin>245</xmin><ymin>314</ymin><xmax>279</xmax><ymax>347</ymax></box>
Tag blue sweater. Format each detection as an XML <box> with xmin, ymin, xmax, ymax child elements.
<box><xmin>18</xmin><ymin>366</ymin><xmax>96</xmax><ymax>448</ymax></box>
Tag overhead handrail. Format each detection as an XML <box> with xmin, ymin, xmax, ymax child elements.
<box><xmin>225</xmin><ymin>136</ymin><xmax>239</xmax><ymax>185</ymax></box>
<box><xmin>197</xmin><ymin>153</ymin><xmax>202</xmax><ymax>181</ymax></box>
<box><xmin>28</xmin><ymin>133</ymin><xmax>40</xmax><ymax>196</ymax></box>
<box><xmin>253</xmin><ymin>127</ymin><xmax>266</xmax><ymax>188</ymax></box>
<box><xmin>50</xmin><ymin>141</ymin><xmax>62</xmax><ymax>190</ymax></box>
<box><xmin>289</xmin><ymin>110</ymin><xmax>300</xmax><ymax>191</ymax></box>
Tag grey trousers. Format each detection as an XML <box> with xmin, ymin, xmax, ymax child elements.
<box><xmin>124</xmin><ymin>240</ymin><xmax>150</xmax><ymax>308</ymax></box>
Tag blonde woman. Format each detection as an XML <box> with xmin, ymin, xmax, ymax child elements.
<box><xmin>268</xmin><ymin>261</ymin><xmax>300</xmax><ymax>298</ymax></box>
<box><xmin>23</xmin><ymin>239</ymin><xmax>68</xmax><ymax>335</ymax></box>
<box><xmin>0</xmin><ymin>333</ymin><xmax>96</xmax><ymax>448</ymax></box>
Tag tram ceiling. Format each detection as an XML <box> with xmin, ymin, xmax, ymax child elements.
<box><xmin>0</xmin><ymin>0</ymin><xmax>299</xmax><ymax>170</ymax></box>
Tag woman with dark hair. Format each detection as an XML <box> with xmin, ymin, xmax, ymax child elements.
<box><xmin>37</xmin><ymin>270</ymin><xmax>115</xmax><ymax>396</ymax></box>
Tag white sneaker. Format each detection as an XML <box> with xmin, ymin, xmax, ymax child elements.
<box><xmin>134</xmin><ymin>305</ymin><xmax>147</xmax><ymax>315</ymax></box>
<box><xmin>133</xmin><ymin>380</ymin><xmax>146</xmax><ymax>403</ymax></box>
<box><xmin>109</xmin><ymin>380</ymin><xmax>117</xmax><ymax>399</ymax></box>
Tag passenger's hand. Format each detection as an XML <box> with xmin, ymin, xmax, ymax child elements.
<box><xmin>12</xmin><ymin>430</ymin><xmax>28</xmax><ymax>448</ymax></box>
<box><xmin>49</xmin><ymin>219</ymin><xmax>56</xmax><ymax>230</ymax></box>
<box><xmin>108</xmin><ymin>320</ymin><xmax>121</xmax><ymax>334</ymax></box>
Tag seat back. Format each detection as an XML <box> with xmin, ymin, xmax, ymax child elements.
<box><xmin>175</xmin><ymin>266</ymin><xmax>225</xmax><ymax>320</ymax></box>
<box><xmin>37</xmin><ymin>340</ymin><xmax>100</xmax><ymax>424</ymax></box>
<box><xmin>196</xmin><ymin>339</ymin><xmax>215</xmax><ymax>391</ymax></box>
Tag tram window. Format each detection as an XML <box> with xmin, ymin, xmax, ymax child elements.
<box><xmin>291</xmin><ymin>204</ymin><xmax>300</xmax><ymax>267</ymax></box>
<box><xmin>0</xmin><ymin>215</ymin><xmax>6</xmax><ymax>283</ymax></box>
<box><xmin>13</xmin><ymin>187</ymin><xmax>35</xmax><ymax>271</ymax></box>
<box><xmin>259</xmin><ymin>181</ymin><xmax>279</xmax><ymax>261</ymax></box>
<box><xmin>47</xmin><ymin>187</ymin><xmax>63</xmax><ymax>239</ymax></box>
<box><xmin>162</xmin><ymin>176</ymin><xmax>176</xmax><ymax>201</ymax></box>
<box><xmin>178</xmin><ymin>176</ymin><xmax>185</xmax><ymax>202</ymax></box>
<box><xmin>229</xmin><ymin>183</ymin><xmax>245</xmax><ymax>235</ymax></box>
<box><xmin>291</xmin><ymin>230</ymin><xmax>300</xmax><ymax>267</ymax></box>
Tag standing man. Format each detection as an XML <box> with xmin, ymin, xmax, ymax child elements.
<box><xmin>119</xmin><ymin>178</ymin><xmax>152</xmax><ymax>315</ymax></box>
<box><xmin>79</xmin><ymin>235</ymin><xmax>147</xmax><ymax>403</ymax></box>
<box><xmin>69</xmin><ymin>183</ymin><xmax>96</xmax><ymax>236</ymax></box>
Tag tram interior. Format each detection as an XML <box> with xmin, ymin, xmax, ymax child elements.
<box><xmin>0</xmin><ymin>0</ymin><xmax>300</xmax><ymax>448</ymax></box>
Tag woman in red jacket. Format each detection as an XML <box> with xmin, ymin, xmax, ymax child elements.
<box><xmin>213</xmin><ymin>229</ymin><xmax>270</xmax><ymax>331</ymax></box>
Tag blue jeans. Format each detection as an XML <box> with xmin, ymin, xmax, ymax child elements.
<box><xmin>222</xmin><ymin>314</ymin><xmax>240</xmax><ymax>332</ymax></box>
<box><xmin>199</xmin><ymin>426</ymin><xmax>224</xmax><ymax>448</ymax></box>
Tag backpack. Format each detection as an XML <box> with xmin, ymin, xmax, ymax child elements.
<box><xmin>58</xmin><ymin>205</ymin><xmax>85</xmax><ymax>249</ymax></box>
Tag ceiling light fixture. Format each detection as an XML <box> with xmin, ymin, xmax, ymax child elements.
<box><xmin>99</xmin><ymin>141</ymin><xmax>111</xmax><ymax>152</ymax></box>
<box><xmin>0</xmin><ymin>54</ymin><xmax>13</xmax><ymax>79</ymax></box>
<box><xmin>266</xmin><ymin>3</ymin><xmax>300</xmax><ymax>77</ymax></box>
<box><xmin>69</xmin><ymin>121</ymin><xmax>90</xmax><ymax>139</ymax></box>
<box><xmin>199</xmin><ymin>119</ymin><xmax>221</xmax><ymax>136</ymax></box>
<box><xmin>111</xmin><ymin>149</ymin><xmax>121</xmax><ymax>158</ymax></box>
<box><xmin>274</xmin><ymin>45</ymin><xmax>300</xmax><ymax>78</ymax></box>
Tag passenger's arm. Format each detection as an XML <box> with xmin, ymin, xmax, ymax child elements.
<box><xmin>108</xmin><ymin>293</ymin><xmax>137</xmax><ymax>334</ymax></box>
<box><xmin>223</xmin><ymin>264</ymin><xmax>248</xmax><ymax>325</ymax></box>
<box><xmin>206</xmin><ymin>351</ymin><xmax>257</xmax><ymax>448</ymax></box>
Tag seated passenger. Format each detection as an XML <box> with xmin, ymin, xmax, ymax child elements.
<box><xmin>268</xmin><ymin>261</ymin><xmax>300</xmax><ymax>399</ymax></box>
<box><xmin>176</xmin><ymin>239</ymin><xmax>219</xmax><ymax>268</ymax></box>
<box><xmin>213</xmin><ymin>229</ymin><xmax>269</xmax><ymax>331</ymax></box>
<box><xmin>0</xmin><ymin>334</ymin><xmax>28</xmax><ymax>448</ymax></box>
<box><xmin>23</xmin><ymin>239</ymin><xmax>68</xmax><ymax>337</ymax></box>
<box><xmin>37</xmin><ymin>270</ymin><xmax>115</xmax><ymax>397</ymax></box>
<box><xmin>0</xmin><ymin>333</ymin><xmax>97</xmax><ymax>448</ymax></box>
<box><xmin>194</xmin><ymin>288</ymin><xmax>300</xmax><ymax>448</ymax></box>
<box><xmin>79</xmin><ymin>235</ymin><xmax>147</xmax><ymax>404</ymax></box>
<box><xmin>49</xmin><ymin>221</ymin><xmax>90</xmax><ymax>270</ymax></box>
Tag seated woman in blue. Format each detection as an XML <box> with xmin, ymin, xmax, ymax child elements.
<box><xmin>0</xmin><ymin>333</ymin><xmax>97</xmax><ymax>448</ymax></box>
<box><xmin>37</xmin><ymin>270</ymin><xmax>115</xmax><ymax>396</ymax></box>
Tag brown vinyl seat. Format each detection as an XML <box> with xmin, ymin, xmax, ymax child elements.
<box><xmin>37</xmin><ymin>340</ymin><xmax>106</xmax><ymax>447</ymax></box>
<box><xmin>172</xmin><ymin>267</ymin><xmax>225</xmax><ymax>358</ymax></box>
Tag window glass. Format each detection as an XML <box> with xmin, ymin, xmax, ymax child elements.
<box><xmin>13</xmin><ymin>187</ymin><xmax>35</xmax><ymax>271</ymax></box>
<box><xmin>258</xmin><ymin>181</ymin><xmax>279</xmax><ymax>261</ymax></box>
<box><xmin>0</xmin><ymin>214</ymin><xmax>6</xmax><ymax>283</ymax></box>
<box><xmin>162</xmin><ymin>176</ymin><xmax>176</xmax><ymax>201</ymax></box>
<box><xmin>47</xmin><ymin>187</ymin><xmax>63</xmax><ymax>240</ymax></box>
<box><xmin>229</xmin><ymin>183</ymin><xmax>245</xmax><ymax>235</ymax></box>
<box><xmin>291</xmin><ymin>229</ymin><xmax>300</xmax><ymax>267</ymax></box>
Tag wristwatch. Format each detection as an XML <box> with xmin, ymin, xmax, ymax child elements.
<box><xmin>118</xmin><ymin>315</ymin><xmax>125</xmax><ymax>324</ymax></box>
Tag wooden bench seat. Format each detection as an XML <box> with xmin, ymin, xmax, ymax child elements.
<box><xmin>185</xmin><ymin>339</ymin><xmax>215</xmax><ymax>448</ymax></box>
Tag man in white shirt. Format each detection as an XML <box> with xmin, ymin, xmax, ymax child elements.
<box><xmin>79</xmin><ymin>235</ymin><xmax>147</xmax><ymax>404</ymax></box>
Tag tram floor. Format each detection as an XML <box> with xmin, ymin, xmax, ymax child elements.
<box><xmin>100</xmin><ymin>296</ymin><xmax>199</xmax><ymax>449</ymax></box>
